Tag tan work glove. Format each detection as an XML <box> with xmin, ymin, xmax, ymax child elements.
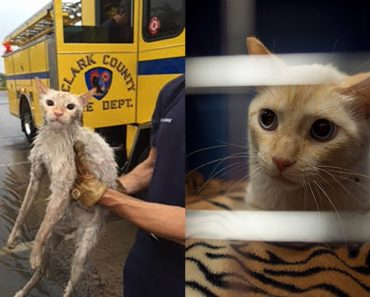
<box><xmin>70</xmin><ymin>140</ymin><xmax>107</xmax><ymax>207</ymax></box>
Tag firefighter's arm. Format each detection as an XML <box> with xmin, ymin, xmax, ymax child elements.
<box><xmin>99</xmin><ymin>189</ymin><xmax>185</xmax><ymax>245</ymax></box>
<box><xmin>117</xmin><ymin>148</ymin><xmax>156</xmax><ymax>194</ymax></box>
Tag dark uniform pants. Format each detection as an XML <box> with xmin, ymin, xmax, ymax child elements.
<box><xmin>123</xmin><ymin>230</ymin><xmax>184</xmax><ymax>297</ymax></box>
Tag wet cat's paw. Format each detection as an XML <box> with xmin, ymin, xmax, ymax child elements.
<box><xmin>62</xmin><ymin>283</ymin><xmax>73</xmax><ymax>297</ymax></box>
<box><xmin>30</xmin><ymin>245</ymin><xmax>42</xmax><ymax>269</ymax></box>
<box><xmin>13</xmin><ymin>290</ymin><xmax>25</xmax><ymax>297</ymax></box>
<box><xmin>7</xmin><ymin>230</ymin><xmax>20</xmax><ymax>249</ymax></box>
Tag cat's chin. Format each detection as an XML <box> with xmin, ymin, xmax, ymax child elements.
<box><xmin>47</xmin><ymin>119</ymin><xmax>68</xmax><ymax>129</ymax></box>
<box><xmin>268</xmin><ymin>174</ymin><xmax>301</xmax><ymax>191</ymax></box>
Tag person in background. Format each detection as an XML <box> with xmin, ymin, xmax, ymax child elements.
<box><xmin>102</xmin><ymin>0</ymin><xmax>133</xmax><ymax>43</ymax></box>
<box><xmin>72</xmin><ymin>75</ymin><xmax>185</xmax><ymax>297</ymax></box>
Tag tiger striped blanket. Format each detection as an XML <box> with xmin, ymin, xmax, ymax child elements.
<box><xmin>186</xmin><ymin>175</ymin><xmax>370</xmax><ymax>297</ymax></box>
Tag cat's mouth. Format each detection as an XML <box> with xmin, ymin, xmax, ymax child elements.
<box><xmin>270</xmin><ymin>174</ymin><xmax>298</xmax><ymax>186</ymax></box>
<box><xmin>49</xmin><ymin>118</ymin><xmax>67</xmax><ymax>126</ymax></box>
<box><xmin>50</xmin><ymin>117</ymin><xmax>64</xmax><ymax>123</ymax></box>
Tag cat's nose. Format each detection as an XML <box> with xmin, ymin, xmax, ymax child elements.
<box><xmin>53</xmin><ymin>110</ymin><xmax>64</xmax><ymax>117</ymax></box>
<box><xmin>272</xmin><ymin>157</ymin><xmax>295</xmax><ymax>172</ymax></box>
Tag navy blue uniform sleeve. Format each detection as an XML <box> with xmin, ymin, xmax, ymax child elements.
<box><xmin>146</xmin><ymin>74</ymin><xmax>185</xmax><ymax>207</ymax></box>
<box><xmin>150</xmin><ymin>75</ymin><xmax>185</xmax><ymax>147</ymax></box>
<box><xmin>150</xmin><ymin>90</ymin><xmax>165</xmax><ymax>147</ymax></box>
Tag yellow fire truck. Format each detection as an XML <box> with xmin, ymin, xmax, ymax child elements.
<box><xmin>2</xmin><ymin>0</ymin><xmax>184</xmax><ymax>170</ymax></box>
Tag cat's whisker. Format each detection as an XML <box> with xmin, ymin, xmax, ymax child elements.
<box><xmin>307</xmin><ymin>181</ymin><xmax>320</xmax><ymax>214</ymax></box>
<box><xmin>324</xmin><ymin>58</ymin><xmax>370</xmax><ymax>99</ymax></box>
<box><xmin>319</xmin><ymin>165</ymin><xmax>370</xmax><ymax>178</ymax></box>
<box><xmin>187</xmin><ymin>151</ymin><xmax>259</xmax><ymax>177</ymax></box>
<box><xmin>330</xmin><ymin>171</ymin><xmax>370</xmax><ymax>179</ymax></box>
<box><xmin>337</xmin><ymin>175</ymin><xmax>370</xmax><ymax>192</ymax></box>
<box><xmin>185</xmin><ymin>144</ymin><xmax>233</xmax><ymax>158</ymax></box>
<box><xmin>301</xmin><ymin>176</ymin><xmax>308</xmax><ymax>211</ymax></box>
<box><xmin>313</xmin><ymin>178</ymin><xmax>324</xmax><ymax>206</ymax></box>
<box><xmin>349</xmin><ymin>59</ymin><xmax>370</xmax><ymax>76</ymax></box>
<box><xmin>323</xmin><ymin>170</ymin><xmax>370</xmax><ymax>181</ymax></box>
<box><xmin>335</xmin><ymin>175</ymin><xmax>370</xmax><ymax>210</ymax></box>
<box><xmin>216</xmin><ymin>152</ymin><xmax>259</xmax><ymax>172</ymax></box>
<box><xmin>330</xmin><ymin>39</ymin><xmax>339</xmax><ymax>63</ymax></box>
<box><xmin>206</xmin><ymin>152</ymin><xmax>249</xmax><ymax>181</ymax></box>
<box><xmin>217</xmin><ymin>140</ymin><xmax>249</xmax><ymax>151</ymax></box>
<box><xmin>315</xmin><ymin>170</ymin><xmax>364</xmax><ymax>211</ymax></box>
<box><xmin>312</xmin><ymin>179</ymin><xmax>349</xmax><ymax>253</ymax></box>
<box><xmin>302</xmin><ymin>179</ymin><xmax>307</xmax><ymax>210</ymax></box>
<box><xmin>212</xmin><ymin>161</ymin><xmax>249</xmax><ymax>180</ymax></box>
<box><xmin>217</xmin><ymin>163</ymin><xmax>248</xmax><ymax>180</ymax></box>
<box><xmin>224</xmin><ymin>166</ymin><xmax>261</xmax><ymax>197</ymax></box>
<box><xmin>316</xmin><ymin>168</ymin><xmax>356</xmax><ymax>203</ymax></box>
<box><xmin>186</xmin><ymin>155</ymin><xmax>251</xmax><ymax>177</ymax></box>
<box><xmin>197</xmin><ymin>161</ymin><xmax>248</xmax><ymax>194</ymax></box>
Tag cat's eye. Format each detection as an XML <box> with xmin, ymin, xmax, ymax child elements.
<box><xmin>311</xmin><ymin>119</ymin><xmax>336</xmax><ymax>141</ymax></box>
<box><xmin>66</xmin><ymin>103</ymin><xmax>75</xmax><ymax>110</ymax></box>
<box><xmin>259</xmin><ymin>109</ymin><xmax>278</xmax><ymax>130</ymax></box>
<box><xmin>46</xmin><ymin>100</ymin><xmax>54</xmax><ymax>106</ymax></box>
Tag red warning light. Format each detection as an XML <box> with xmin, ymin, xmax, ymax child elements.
<box><xmin>2</xmin><ymin>41</ymin><xmax>12</xmax><ymax>53</ymax></box>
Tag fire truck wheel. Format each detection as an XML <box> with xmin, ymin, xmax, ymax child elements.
<box><xmin>20</xmin><ymin>100</ymin><xmax>37</xmax><ymax>142</ymax></box>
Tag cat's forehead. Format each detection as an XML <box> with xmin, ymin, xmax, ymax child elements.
<box><xmin>43</xmin><ymin>90</ymin><xmax>78</xmax><ymax>102</ymax></box>
<box><xmin>252</xmin><ymin>64</ymin><xmax>346</xmax><ymax>112</ymax></box>
<box><xmin>257</xmin><ymin>85</ymin><xmax>329</xmax><ymax>109</ymax></box>
<box><xmin>252</xmin><ymin>84</ymin><xmax>352</xmax><ymax>124</ymax></box>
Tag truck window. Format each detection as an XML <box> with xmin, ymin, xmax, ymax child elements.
<box><xmin>143</xmin><ymin>0</ymin><xmax>184</xmax><ymax>41</ymax></box>
<box><xmin>63</xmin><ymin>0</ymin><xmax>133</xmax><ymax>44</ymax></box>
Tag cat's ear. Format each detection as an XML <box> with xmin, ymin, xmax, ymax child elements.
<box><xmin>246</xmin><ymin>37</ymin><xmax>286</xmax><ymax>68</ymax></box>
<box><xmin>337</xmin><ymin>73</ymin><xmax>370</xmax><ymax>111</ymax></box>
<box><xmin>35</xmin><ymin>77</ymin><xmax>49</xmax><ymax>95</ymax></box>
<box><xmin>79</xmin><ymin>88</ymin><xmax>96</xmax><ymax>106</ymax></box>
<box><xmin>246</xmin><ymin>37</ymin><xmax>273</xmax><ymax>55</ymax></box>
<box><xmin>246</xmin><ymin>37</ymin><xmax>285</xmax><ymax>92</ymax></box>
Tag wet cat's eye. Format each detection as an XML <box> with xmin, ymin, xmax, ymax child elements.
<box><xmin>66</xmin><ymin>103</ymin><xmax>75</xmax><ymax>110</ymax></box>
<box><xmin>311</xmin><ymin>119</ymin><xmax>336</xmax><ymax>141</ymax></box>
<box><xmin>46</xmin><ymin>100</ymin><xmax>54</xmax><ymax>106</ymax></box>
<box><xmin>259</xmin><ymin>109</ymin><xmax>278</xmax><ymax>131</ymax></box>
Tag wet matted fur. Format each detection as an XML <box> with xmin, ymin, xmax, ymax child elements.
<box><xmin>7</xmin><ymin>79</ymin><xmax>118</xmax><ymax>297</ymax></box>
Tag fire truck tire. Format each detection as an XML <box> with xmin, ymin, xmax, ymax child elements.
<box><xmin>20</xmin><ymin>99</ymin><xmax>37</xmax><ymax>142</ymax></box>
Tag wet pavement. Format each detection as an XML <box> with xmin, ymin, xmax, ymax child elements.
<box><xmin>0</xmin><ymin>91</ymin><xmax>137</xmax><ymax>297</ymax></box>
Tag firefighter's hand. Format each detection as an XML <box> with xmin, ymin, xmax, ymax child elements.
<box><xmin>71</xmin><ymin>141</ymin><xmax>107</xmax><ymax>207</ymax></box>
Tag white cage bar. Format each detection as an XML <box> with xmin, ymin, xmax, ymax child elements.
<box><xmin>186</xmin><ymin>53</ymin><xmax>370</xmax><ymax>93</ymax></box>
<box><xmin>186</xmin><ymin>210</ymin><xmax>370</xmax><ymax>242</ymax></box>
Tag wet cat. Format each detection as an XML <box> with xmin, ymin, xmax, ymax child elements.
<box><xmin>246</xmin><ymin>37</ymin><xmax>370</xmax><ymax>211</ymax></box>
<box><xmin>7</xmin><ymin>78</ymin><xmax>117</xmax><ymax>297</ymax></box>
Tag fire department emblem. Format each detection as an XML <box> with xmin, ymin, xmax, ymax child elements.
<box><xmin>85</xmin><ymin>67</ymin><xmax>113</xmax><ymax>100</ymax></box>
<box><xmin>148</xmin><ymin>16</ymin><xmax>161</xmax><ymax>35</ymax></box>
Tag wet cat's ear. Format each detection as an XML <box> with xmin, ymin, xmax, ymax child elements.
<box><xmin>337</xmin><ymin>73</ymin><xmax>370</xmax><ymax>111</ymax></box>
<box><xmin>35</xmin><ymin>77</ymin><xmax>49</xmax><ymax>95</ymax></box>
<box><xmin>79</xmin><ymin>88</ymin><xmax>96</xmax><ymax>106</ymax></box>
<box><xmin>246</xmin><ymin>37</ymin><xmax>273</xmax><ymax>55</ymax></box>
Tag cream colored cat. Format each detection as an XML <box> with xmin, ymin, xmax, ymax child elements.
<box><xmin>246</xmin><ymin>37</ymin><xmax>370</xmax><ymax>211</ymax></box>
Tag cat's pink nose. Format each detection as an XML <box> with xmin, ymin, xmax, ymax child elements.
<box><xmin>53</xmin><ymin>110</ymin><xmax>63</xmax><ymax>117</ymax></box>
<box><xmin>272</xmin><ymin>157</ymin><xmax>295</xmax><ymax>172</ymax></box>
